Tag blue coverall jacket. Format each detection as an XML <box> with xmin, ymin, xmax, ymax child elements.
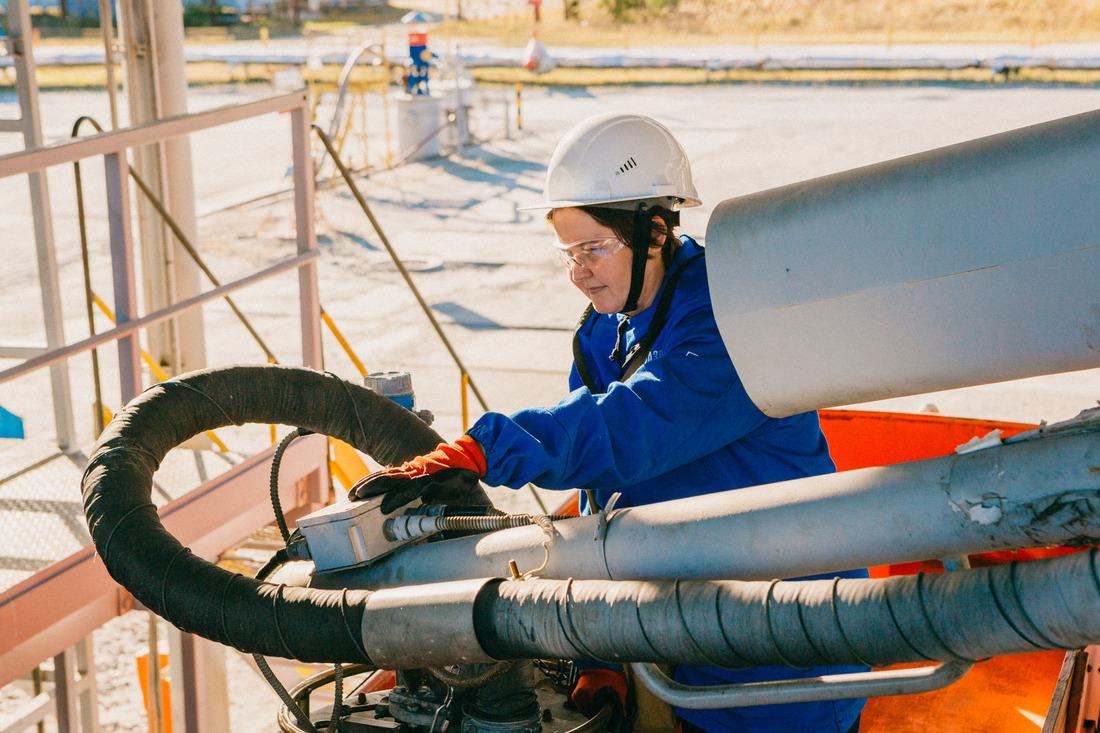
<box><xmin>467</xmin><ymin>236</ymin><xmax>867</xmax><ymax>733</ymax></box>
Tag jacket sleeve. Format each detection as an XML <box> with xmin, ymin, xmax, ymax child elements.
<box><xmin>467</xmin><ymin>294</ymin><xmax>770</xmax><ymax>492</ymax></box>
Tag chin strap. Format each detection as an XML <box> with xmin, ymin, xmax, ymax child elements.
<box><xmin>620</xmin><ymin>204</ymin><xmax>653</xmax><ymax>315</ymax></box>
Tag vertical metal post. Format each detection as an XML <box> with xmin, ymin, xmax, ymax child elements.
<box><xmin>96</xmin><ymin>0</ymin><xmax>120</xmax><ymax>129</ymax></box>
<box><xmin>382</xmin><ymin>76</ymin><xmax>393</xmax><ymax>168</ymax></box>
<box><xmin>75</xmin><ymin>637</ymin><xmax>100</xmax><ymax>733</ymax></box>
<box><xmin>53</xmin><ymin>647</ymin><xmax>79</xmax><ymax>733</ymax></box>
<box><xmin>116</xmin><ymin>0</ymin><xmax>178</xmax><ymax>374</ymax></box>
<box><xmin>290</xmin><ymin>99</ymin><xmax>323</xmax><ymax>370</ymax></box>
<box><xmin>32</xmin><ymin>666</ymin><xmax>46</xmax><ymax>733</ymax></box>
<box><xmin>7</xmin><ymin>0</ymin><xmax>78</xmax><ymax>451</ymax></box>
<box><xmin>461</xmin><ymin>372</ymin><xmax>470</xmax><ymax>432</ymax></box>
<box><xmin>104</xmin><ymin>151</ymin><xmax>143</xmax><ymax>403</ymax></box>
<box><xmin>147</xmin><ymin>614</ymin><xmax>165</xmax><ymax>733</ymax></box>
<box><xmin>289</xmin><ymin>97</ymin><xmax>330</xmax><ymax>508</ymax></box>
<box><xmin>151</xmin><ymin>0</ymin><xmax>208</xmax><ymax>377</ymax></box>
<box><xmin>515</xmin><ymin>83</ymin><xmax>523</xmax><ymax>130</ymax></box>
<box><xmin>169</xmin><ymin>631</ymin><xmax>230</xmax><ymax>733</ymax></box>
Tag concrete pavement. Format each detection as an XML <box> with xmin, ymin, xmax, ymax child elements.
<box><xmin>3</xmin><ymin>81</ymin><xmax>1100</xmax><ymax>457</ymax></box>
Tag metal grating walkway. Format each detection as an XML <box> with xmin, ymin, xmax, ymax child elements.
<box><xmin>0</xmin><ymin>441</ymin><xmax>246</xmax><ymax>597</ymax></box>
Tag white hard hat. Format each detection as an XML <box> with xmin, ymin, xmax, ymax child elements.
<box><xmin>523</xmin><ymin>113</ymin><xmax>702</xmax><ymax>211</ymax></box>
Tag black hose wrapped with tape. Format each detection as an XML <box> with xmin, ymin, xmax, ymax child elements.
<box><xmin>472</xmin><ymin>549</ymin><xmax>1100</xmax><ymax>668</ymax></box>
<box><xmin>81</xmin><ymin>364</ymin><xmax>471</xmax><ymax>663</ymax></box>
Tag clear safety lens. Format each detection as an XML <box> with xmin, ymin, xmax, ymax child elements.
<box><xmin>553</xmin><ymin>236</ymin><xmax>625</xmax><ymax>270</ymax></box>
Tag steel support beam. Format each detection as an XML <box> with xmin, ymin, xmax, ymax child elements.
<box><xmin>117</xmin><ymin>0</ymin><xmax>175</xmax><ymax>372</ymax></box>
<box><xmin>151</xmin><ymin>0</ymin><xmax>207</xmax><ymax>377</ymax></box>
<box><xmin>104</xmin><ymin>150</ymin><xmax>143</xmax><ymax>403</ymax></box>
<box><xmin>291</xmin><ymin>104</ymin><xmax>323</xmax><ymax>370</ymax></box>
<box><xmin>5</xmin><ymin>0</ymin><xmax>77</xmax><ymax>450</ymax></box>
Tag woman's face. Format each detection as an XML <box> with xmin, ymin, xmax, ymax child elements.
<box><xmin>551</xmin><ymin>207</ymin><xmax>666</xmax><ymax>315</ymax></box>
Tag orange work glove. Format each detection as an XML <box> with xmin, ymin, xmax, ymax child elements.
<box><xmin>348</xmin><ymin>435</ymin><xmax>487</xmax><ymax>513</ymax></box>
<box><xmin>571</xmin><ymin>667</ymin><xmax>630</xmax><ymax>728</ymax></box>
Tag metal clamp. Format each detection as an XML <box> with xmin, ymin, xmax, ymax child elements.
<box><xmin>593</xmin><ymin>492</ymin><xmax>622</xmax><ymax>542</ymax></box>
<box><xmin>629</xmin><ymin>659</ymin><xmax>974</xmax><ymax>709</ymax></box>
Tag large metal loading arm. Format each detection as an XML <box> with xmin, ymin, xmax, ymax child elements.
<box><xmin>80</xmin><ymin>105</ymin><xmax>1100</xmax><ymax>706</ymax></box>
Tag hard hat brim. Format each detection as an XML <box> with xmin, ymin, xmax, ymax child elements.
<box><xmin>517</xmin><ymin>194</ymin><xmax>702</xmax><ymax>213</ymax></box>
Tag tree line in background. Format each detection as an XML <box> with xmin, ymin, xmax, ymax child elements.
<box><xmin>594</xmin><ymin>0</ymin><xmax>1100</xmax><ymax>33</ymax></box>
<box><xmin>3</xmin><ymin>0</ymin><xmax>1098</xmax><ymax>36</ymax></box>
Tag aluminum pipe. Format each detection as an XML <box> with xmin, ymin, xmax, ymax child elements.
<box><xmin>316</xmin><ymin>409</ymin><xmax>1100</xmax><ymax>590</ymax></box>
<box><xmin>704</xmin><ymin>107</ymin><xmax>1100</xmax><ymax>417</ymax></box>
<box><xmin>361</xmin><ymin>578</ymin><xmax>497</xmax><ymax>668</ymax></box>
<box><xmin>628</xmin><ymin>661</ymin><xmax>974</xmax><ymax>709</ymax></box>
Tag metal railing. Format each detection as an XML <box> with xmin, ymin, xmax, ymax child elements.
<box><xmin>310</xmin><ymin>125</ymin><xmax>490</xmax><ymax>415</ymax></box>
<box><xmin>0</xmin><ymin>0</ymin><xmax>77</xmax><ymax>450</ymax></box>
<box><xmin>0</xmin><ymin>91</ymin><xmax>329</xmax><ymax>719</ymax></box>
<box><xmin>1</xmin><ymin>83</ymin><xmax>547</xmax><ymax>726</ymax></box>
<box><xmin>311</xmin><ymin>124</ymin><xmax>549</xmax><ymax>512</ymax></box>
<box><xmin>0</xmin><ymin>91</ymin><xmax>323</xmax><ymax>398</ymax></box>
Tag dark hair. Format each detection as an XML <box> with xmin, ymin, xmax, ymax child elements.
<box><xmin>547</xmin><ymin>205</ymin><xmax>681</xmax><ymax>269</ymax></box>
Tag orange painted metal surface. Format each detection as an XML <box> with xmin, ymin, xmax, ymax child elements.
<box><xmin>818</xmin><ymin>409</ymin><xmax>1036</xmax><ymax>472</ymax></box>
<box><xmin>136</xmin><ymin>653</ymin><xmax>173</xmax><ymax>733</ymax></box>
<box><xmin>817</xmin><ymin>409</ymin><xmax>1081</xmax><ymax>577</ymax></box>
<box><xmin>352</xmin><ymin>668</ymin><xmax>397</xmax><ymax>695</ymax></box>
<box><xmin>860</xmin><ymin>652</ymin><xmax>1065</xmax><ymax>732</ymax></box>
<box><xmin>819</xmin><ymin>409</ymin><xmax>1070</xmax><ymax>731</ymax></box>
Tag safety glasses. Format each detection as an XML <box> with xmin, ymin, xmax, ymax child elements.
<box><xmin>553</xmin><ymin>235</ymin><xmax>625</xmax><ymax>271</ymax></box>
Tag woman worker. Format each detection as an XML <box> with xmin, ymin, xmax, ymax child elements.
<box><xmin>350</xmin><ymin>113</ymin><xmax>867</xmax><ymax>733</ymax></box>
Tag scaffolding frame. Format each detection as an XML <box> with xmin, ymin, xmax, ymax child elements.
<box><xmin>0</xmin><ymin>90</ymin><xmax>327</xmax><ymax>731</ymax></box>
<box><xmin>0</xmin><ymin>0</ymin><xmax>78</xmax><ymax>451</ymax></box>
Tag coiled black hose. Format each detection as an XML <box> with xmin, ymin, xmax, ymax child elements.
<box><xmin>81</xmin><ymin>364</ymin><xmax>487</xmax><ymax>663</ymax></box>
